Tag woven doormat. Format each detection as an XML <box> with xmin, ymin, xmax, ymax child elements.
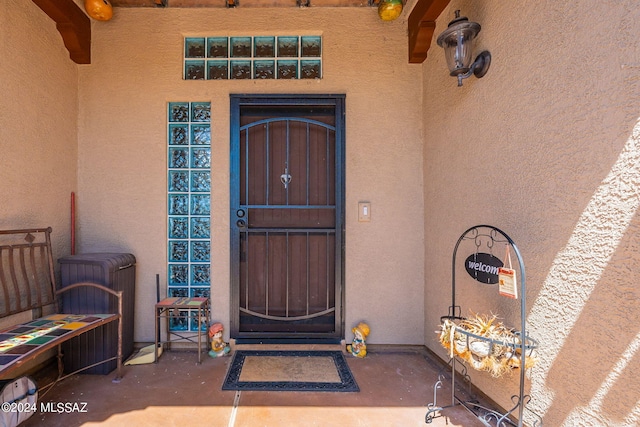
<box><xmin>222</xmin><ymin>350</ymin><xmax>359</xmax><ymax>392</ymax></box>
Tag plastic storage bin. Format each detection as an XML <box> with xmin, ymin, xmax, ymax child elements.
<box><xmin>58</xmin><ymin>253</ymin><xmax>136</xmax><ymax>375</ymax></box>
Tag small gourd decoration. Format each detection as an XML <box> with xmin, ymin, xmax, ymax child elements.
<box><xmin>85</xmin><ymin>0</ymin><xmax>114</xmax><ymax>21</ymax></box>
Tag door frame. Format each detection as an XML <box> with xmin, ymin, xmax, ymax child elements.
<box><xmin>229</xmin><ymin>94</ymin><xmax>346</xmax><ymax>342</ymax></box>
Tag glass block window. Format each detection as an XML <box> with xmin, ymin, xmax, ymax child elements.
<box><xmin>167</xmin><ymin>102</ymin><xmax>211</xmax><ymax>331</ymax></box>
<box><xmin>183</xmin><ymin>35</ymin><xmax>322</xmax><ymax>80</ymax></box>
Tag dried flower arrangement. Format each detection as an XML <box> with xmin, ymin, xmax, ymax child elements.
<box><xmin>438</xmin><ymin>312</ymin><xmax>537</xmax><ymax>378</ymax></box>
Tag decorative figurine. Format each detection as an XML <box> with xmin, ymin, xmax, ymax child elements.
<box><xmin>208</xmin><ymin>322</ymin><xmax>230</xmax><ymax>358</ymax></box>
<box><xmin>346</xmin><ymin>322</ymin><xmax>370</xmax><ymax>358</ymax></box>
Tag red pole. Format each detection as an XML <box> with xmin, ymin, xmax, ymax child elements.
<box><xmin>71</xmin><ymin>192</ymin><xmax>76</xmax><ymax>255</ymax></box>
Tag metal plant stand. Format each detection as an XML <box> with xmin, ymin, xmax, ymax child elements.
<box><xmin>425</xmin><ymin>225</ymin><xmax>542</xmax><ymax>427</ymax></box>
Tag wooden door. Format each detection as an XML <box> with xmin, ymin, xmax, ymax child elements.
<box><xmin>230</xmin><ymin>95</ymin><xmax>345</xmax><ymax>341</ymax></box>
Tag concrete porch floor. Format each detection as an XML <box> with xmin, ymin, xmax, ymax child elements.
<box><xmin>22</xmin><ymin>347</ymin><xmax>493</xmax><ymax>427</ymax></box>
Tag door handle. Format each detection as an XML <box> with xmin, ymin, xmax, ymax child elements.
<box><xmin>236</xmin><ymin>219</ymin><xmax>246</xmax><ymax>228</ymax></box>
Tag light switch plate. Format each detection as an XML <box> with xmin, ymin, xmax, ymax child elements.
<box><xmin>358</xmin><ymin>202</ymin><xmax>371</xmax><ymax>222</ymax></box>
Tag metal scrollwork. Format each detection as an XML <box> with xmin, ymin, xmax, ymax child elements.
<box><xmin>280</xmin><ymin>166</ymin><xmax>292</xmax><ymax>189</ymax></box>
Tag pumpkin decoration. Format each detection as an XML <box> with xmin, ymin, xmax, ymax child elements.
<box><xmin>85</xmin><ymin>0</ymin><xmax>113</xmax><ymax>21</ymax></box>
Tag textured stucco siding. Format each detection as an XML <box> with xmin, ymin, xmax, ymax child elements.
<box><xmin>5</xmin><ymin>0</ymin><xmax>640</xmax><ymax>425</ymax></box>
<box><xmin>422</xmin><ymin>1</ymin><xmax>640</xmax><ymax>426</ymax></box>
<box><xmin>0</xmin><ymin>0</ymin><xmax>78</xmax><ymax>264</ymax></box>
<box><xmin>76</xmin><ymin>7</ymin><xmax>425</xmax><ymax>346</ymax></box>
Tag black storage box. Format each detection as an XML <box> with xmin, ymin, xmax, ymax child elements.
<box><xmin>58</xmin><ymin>253</ymin><xmax>136</xmax><ymax>375</ymax></box>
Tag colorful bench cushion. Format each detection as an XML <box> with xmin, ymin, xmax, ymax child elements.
<box><xmin>0</xmin><ymin>313</ymin><xmax>118</xmax><ymax>375</ymax></box>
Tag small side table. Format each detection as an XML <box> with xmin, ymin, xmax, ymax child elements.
<box><xmin>155</xmin><ymin>297</ymin><xmax>210</xmax><ymax>364</ymax></box>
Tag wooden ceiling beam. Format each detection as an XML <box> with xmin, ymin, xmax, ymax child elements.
<box><xmin>111</xmin><ymin>0</ymin><xmax>370</xmax><ymax>6</ymax></box>
<box><xmin>407</xmin><ymin>0</ymin><xmax>449</xmax><ymax>63</ymax></box>
<box><xmin>29</xmin><ymin>0</ymin><xmax>447</xmax><ymax>65</ymax></box>
<box><xmin>32</xmin><ymin>0</ymin><xmax>91</xmax><ymax>64</ymax></box>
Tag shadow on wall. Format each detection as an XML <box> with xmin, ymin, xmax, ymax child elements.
<box><xmin>545</xmin><ymin>220</ymin><xmax>640</xmax><ymax>424</ymax></box>
<box><xmin>527</xmin><ymin>117</ymin><xmax>640</xmax><ymax>426</ymax></box>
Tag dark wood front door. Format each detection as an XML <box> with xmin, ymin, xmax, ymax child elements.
<box><xmin>230</xmin><ymin>95</ymin><xmax>345</xmax><ymax>341</ymax></box>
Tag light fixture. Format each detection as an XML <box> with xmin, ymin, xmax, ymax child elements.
<box><xmin>369</xmin><ymin>0</ymin><xmax>403</xmax><ymax>22</ymax></box>
<box><xmin>436</xmin><ymin>10</ymin><xmax>491</xmax><ymax>86</ymax></box>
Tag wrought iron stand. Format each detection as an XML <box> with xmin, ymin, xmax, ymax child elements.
<box><xmin>425</xmin><ymin>225</ymin><xmax>542</xmax><ymax>426</ymax></box>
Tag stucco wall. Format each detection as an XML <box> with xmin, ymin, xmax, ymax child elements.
<box><xmin>421</xmin><ymin>1</ymin><xmax>640</xmax><ymax>425</ymax></box>
<box><xmin>0</xmin><ymin>0</ymin><xmax>78</xmax><ymax>263</ymax></box>
<box><xmin>77</xmin><ymin>7</ymin><xmax>425</xmax><ymax>345</ymax></box>
<box><xmin>5</xmin><ymin>0</ymin><xmax>640</xmax><ymax>424</ymax></box>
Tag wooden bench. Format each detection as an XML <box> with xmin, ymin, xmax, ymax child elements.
<box><xmin>0</xmin><ymin>228</ymin><xmax>123</xmax><ymax>384</ymax></box>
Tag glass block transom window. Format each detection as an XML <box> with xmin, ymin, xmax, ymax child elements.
<box><xmin>184</xmin><ymin>36</ymin><xmax>322</xmax><ymax>80</ymax></box>
<box><xmin>167</xmin><ymin>102</ymin><xmax>211</xmax><ymax>332</ymax></box>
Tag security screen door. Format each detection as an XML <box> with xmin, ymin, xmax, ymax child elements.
<box><xmin>230</xmin><ymin>95</ymin><xmax>345</xmax><ymax>341</ymax></box>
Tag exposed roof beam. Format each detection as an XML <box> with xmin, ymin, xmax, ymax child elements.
<box><xmin>30</xmin><ymin>0</ymin><xmax>445</xmax><ymax>65</ymax></box>
<box><xmin>407</xmin><ymin>0</ymin><xmax>449</xmax><ymax>63</ymax></box>
<box><xmin>32</xmin><ymin>0</ymin><xmax>91</xmax><ymax>64</ymax></box>
<box><xmin>112</xmin><ymin>0</ymin><xmax>370</xmax><ymax>6</ymax></box>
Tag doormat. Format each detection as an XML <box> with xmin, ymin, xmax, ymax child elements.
<box><xmin>222</xmin><ymin>350</ymin><xmax>359</xmax><ymax>392</ymax></box>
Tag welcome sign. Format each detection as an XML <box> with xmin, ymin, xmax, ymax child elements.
<box><xmin>464</xmin><ymin>253</ymin><xmax>503</xmax><ymax>284</ymax></box>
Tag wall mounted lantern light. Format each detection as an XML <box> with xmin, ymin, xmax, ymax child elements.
<box><xmin>436</xmin><ymin>10</ymin><xmax>491</xmax><ymax>87</ymax></box>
